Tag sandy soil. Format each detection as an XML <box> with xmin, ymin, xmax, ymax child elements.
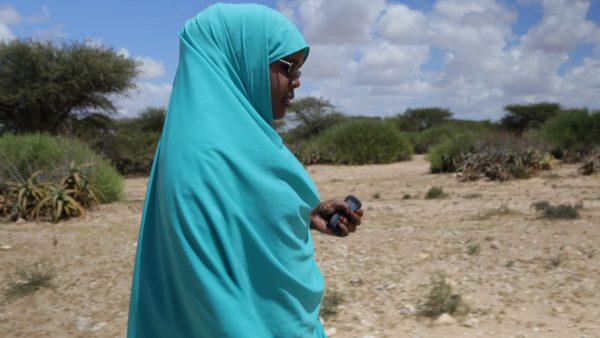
<box><xmin>1</xmin><ymin>155</ymin><xmax>599</xmax><ymax>338</ymax></box>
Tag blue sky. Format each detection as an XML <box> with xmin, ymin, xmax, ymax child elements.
<box><xmin>2</xmin><ymin>0</ymin><xmax>600</xmax><ymax>120</ymax></box>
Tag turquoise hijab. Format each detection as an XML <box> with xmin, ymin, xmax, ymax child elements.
<box><xmin>127</xmin><ymin>3</ymin><xmax>326</xmax><ymax>337</ymax></box>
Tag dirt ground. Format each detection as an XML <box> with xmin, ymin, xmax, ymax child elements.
<box><xmin>1</xmin><ymin>155</ymin><xmax>599</xmax><ymax>338</ymax></box>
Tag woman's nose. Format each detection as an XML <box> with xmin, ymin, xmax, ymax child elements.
<box><xmin>292</xmin><ymin>77</ymin><xmax>301</xmax><ymax>89</ymax></box>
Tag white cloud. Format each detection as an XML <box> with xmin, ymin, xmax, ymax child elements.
<box><xmin>0</xmin><ymin>24</ymin><xmax>14</xmax><ymax>41</ymax></box>
<box><xmin>117</xmin><ymin>47</ymin><xmax>130</xmax><ymax>58</ymax></box>
<box><xmin>378</xmin><ymin>4</ymin><xmax>427</xmax><ymax>44</ymax></box>
<box><xmin>0</xmin><ymin>5</ymin><xmax>52</xmax><ymax>41</ymax></box>
<box><xmin>0</xmin><ymin>6</ymin><xmax>20</xmax><ymax>41</ymax></box>
<box><xmin>302</xmin><ymin>44</ymin><xmax>354</xmax><ymax>79</ymax></box>
<box><xmin>521</xmin><ymin>0</ymin><xmax>599</xmax><ymax>53</ymax></box>
<box><xmin>292</xmin><ymin>0</ymin><xmax>386</xmax><ymax>44</ymax></box>
<box><xmin>0</xmin><ymin>6</ymin><xmax>21</xmax><ymax>25</ymax></box>
<box><xmin>356</xmin><ymin>43</ymin><xmax>430</xmax><ymax>85</ymax></box>
<box><xmin>281</xmin><ymin>0</ymin><xmax>600</xmax><ymax>119</ymax></box>
<box><xmin>115</xmin><ymin>82</ymin><xmax>172</xmax><ymax>117</ymax></box>
<box><xmin>135</xmin><ymin>56</ymin><xmax>166</xmax><ymax>80</ymax></box>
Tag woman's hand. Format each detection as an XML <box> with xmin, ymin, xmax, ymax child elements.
<box><xmin>310</xmin><ymin>199</ymin><xmax>363</xmax><ymax>237</ymax></box>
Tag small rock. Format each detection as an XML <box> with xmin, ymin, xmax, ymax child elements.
<box><xmin>0</xmin><ymin>244</ymin><xmax>12</xmax><ymax>250</ymax></box>
<box><xmin>350</xmin><ymin>276</ymin><xmax>363</xmax><ymax>285</ymax></box>
<box><xmin>76</xmin><ymin>317</ymin><xmax>93</xmax><ymax>332</ymax></box>
<box><xmin>400</xmin><ymin>303</ymin><xmax>416</xmax><ymax>313</ymax></box>
<box><xmin>490</xmin><ymin>241</ymin><xmax>500</xmax><ymax>249</ymax></box>
<box><xmin>435</xmin><ymin>313</ymin><xmax>457</xmax><ymax>325</ymax></box>
<box><xmin>325</xmin><ymin>327</ymin><xmax>337</xmax><ymax>336</ymax></box>
<box><xmin>419</xmin><ymin>251</ymin><xmax>432</xmax><ymax>260</ymax></box>
<box><xmin>16</xmin><ymin>218</ymin><xmax>26</xmax><ymax>224</ymax></box>
<box><xmin>91</xmin><ymin>322</ymin><xmax>107</xmax><ymax>332</ymax></box>
<box><xmin>463</xmin><ymin>316</ymin><xmax>479</xmax><ymax>327</ymax></box>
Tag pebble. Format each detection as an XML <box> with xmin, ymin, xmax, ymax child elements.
<box><xmin>325</xmin><ymin>327</ymin><xmax>337</xmax><ymax>336</ymax></box>
<box><xmin>435</xmin><ymin>313</ymin><xmax>457</xmax><ymax>325</ymax></box>
<box><xmin>463</xmin><ymin>316</ymin><xmax>480</xmax><ymax>327</ymax></box>
<box><xmin>490</xmin><ymin>241</ymin><xmax>500</xmax><ymax>249</ymax></box>
<box><xmin>350</xmin><ymin>276</ymin><xmax>363</xmax><ymax>285</ymax></box>
<box><xmin>0</xmin><ymin>244</ymin><xmax>12</xmax><ymax>250</ymax></box>
<box><xmin>76</xmin><ymin>317</ymin><xmax>93</xmax><ymax>332</ymax></box>
<box><xmin>91</xmin><ymin>322</ymin><xmax>107</xmax><ymax>332</ymax></box>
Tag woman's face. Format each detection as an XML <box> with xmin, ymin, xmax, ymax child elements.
<box><xmin>269</xmin><ymin>49</ymin><xmax>305</xmax><ymax>120</ymax></box>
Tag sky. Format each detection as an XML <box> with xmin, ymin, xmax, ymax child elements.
<box><xmin>1</xmin><ymin>0</ymin><xmax>600</xmax><ymax>120</ymax></box>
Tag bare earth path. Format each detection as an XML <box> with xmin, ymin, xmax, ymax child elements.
<box><xmin>1</xmin><ymin>155</ymin><xmax>599</xmax><ymax>338</ymax></box>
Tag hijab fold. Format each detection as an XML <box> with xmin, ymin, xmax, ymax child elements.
<box><xmin>127</xmin><ymin>3</ymin><xmax>326</xmax><ymax>337</ymax></box>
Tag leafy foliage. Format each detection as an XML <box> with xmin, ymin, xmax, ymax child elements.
<box><xmin>539</xmin><ymin>109</ymin><xmax>600</xmax><ymax>160</ymax></box>
<box><xmin>320</xmin><ymin>290</ymin><xmax>343</xmax><ymax>320</ymax></box>
<box><xmin>425</xmin><ymin>187</ymin><xmax>446</xmax><ymax>199</ymax></box>
<box><xmin>71</xmin><ymin>107</ymin><xmax>165</xmax><ymax>176</ymax></box>
<box><xmin>500</xmin><ymin>102</ymin><xmax>561</xmax><ymax>134</ymax></box>
<box><xmin>457</xmin><ymin>148</ymin><xmax>553</xmax><ymax>181</ymax></box>
<box><xmin>578</xmin><ymin>148</ymin><xmax>600</xmax><ymax>175</ymax></box>
<box><xmin>531</xmin><ymin>201</ymin><xmax>582</xmax><ymax>219</ymax></box>
<box><xmin>298</xmin><ymin>119</ymin><xmax>413</xmax><ymax>165</ymax></box>
<box><xmin>0</xmin><ymin>134</ymin><xmax>123</xmax><ymax>204</ymax></box>
<box><xmin>426</xmin><ymin>133</ymin><xmax>475</xmax><ymax>173</ymax></box>
<box><xmin>427</xmin><ymin>132</ymin><xmax>553</xmax><ymax>180</ymax></box>
<box><xmin>281</xmin><ymin>97</ymin><xmax>345</xmax><ymax>153</ymax></box>
<box><xmin>4</xmin><ymin>262</ymin><xmax>55</xmax><ymax>302</ymax></box>
<box><xmin>418</xmin><ymin>275</ymin><xmax>466</xmax><ymax>318</ymax></box>
<box><xmin>393</xmin><ymin>107</ymin><xmax>453</xmax><ymax>132</ymax></box>
<box><xmin>407</xmin><ymin>120</ymin><xmax>494</xmax><ymax>154</ymax></box>
<box><xmin>0</xmin><ymin>39</ymin><xmax>138</xmax><ymax>134</ymax></box>
<box><xmin>1</xmin><ymin>161</ymin><xmax>103</xmax><ymax>222</ymax></box>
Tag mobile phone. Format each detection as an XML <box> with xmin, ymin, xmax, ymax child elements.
<box><xmin>327</xmin><ymin>195</ymin><xmax>362</xmax><ymax>235</ymax></box>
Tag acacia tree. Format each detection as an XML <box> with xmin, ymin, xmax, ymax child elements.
<box><xmin>0</xmin><ymin>39</ymin><xmax>139</xmax><ymax>134</ymax></box>
<box><xmin>500</xmin><ymin>102</ymin><xmax>561</xmax><ymax>134</ymax></box>
<box><xmin>395</xmin><ymin>107</ymin><xmax>453</xmax><ymax>131</ymax></box>
<box><xmin>283</xmin><ymin>96</ymin><xmax>344</xmax><ymax>139</ymax></box>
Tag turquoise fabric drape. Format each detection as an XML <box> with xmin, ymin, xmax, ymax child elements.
<box><xmin>127</xmin><ymin>3</ymin><xmax>326</xmax><ymax>337</ymax></box>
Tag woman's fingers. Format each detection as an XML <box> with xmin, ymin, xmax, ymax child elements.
<box><xmin>340</xmin><ymin>216</ymin><xmax>357</xmax><ymax>233</ymax></box>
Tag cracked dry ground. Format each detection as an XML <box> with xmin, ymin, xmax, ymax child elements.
<box><xmin>1</xmin><ymin>155</ymin><xmax>599</xmax><ymax>338</ymax></box>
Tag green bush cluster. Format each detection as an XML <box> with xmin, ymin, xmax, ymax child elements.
<box><xmin>426</xmin><ymin>131</ymin><xmax>554</xmax><ymax>180</ymax></box>
<box><xmin>531</xmin><ymin>201</ymin><xmax>582</xmax><ymax>219</ymax></box>
<box><xmin>458</xmin><ymin>148</ymin><xmax>553</xmax><ymax>181</ymax></box>
<box><xmin>298</xmin><ymin>120</ymin><xmax>413</xmax><ymax>165</ymax></box>
<box><xmin>418</xmin><ymin>275</ymin><xmax>466</xmax><ymax>318</ymax></box>
<box><xmin>426</xmin><ymin>132</ymin><xmax>475</xmax><ymax>173</ymax></box>
<box><xmin>0</xmin><ymin>134</ymin><xmax>123</xmax><ymax>203</ymax></box>
<box><xmin>408</xmin><ymin>120</ymin><xmax>493</xmax><ymax>154</ymax></box>
<box><xmin>539</xmin><ymin>109</ymin><xmax>600</xmax><ymax>160</ymax></box>
<box><xmin>74</xmin><ymin>107</ymin><xmax>164</xmax><ymax>176</ymax></box>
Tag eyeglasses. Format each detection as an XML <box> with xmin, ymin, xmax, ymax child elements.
<box><xmin>277</xmin><ymin>59</ymin><xmax>301</xmax><ymax>79</ymax></box>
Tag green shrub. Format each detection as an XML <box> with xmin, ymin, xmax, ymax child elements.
<box><xmin>4</xmin><ymin>262</ymin><xmax>55</xmax><ymax>302</ymax></box>
<box><xmin>426</xmin><ymin>132</ymin><xmax>474</xmax><ymax>173</ymax></box>
<box><xmin>418</xmin><ymin>275</ymin><xmax>466</xmax><ymax>318</ymax></box>
<box><xmin>299</xmin><ymin>120</ymin><xmax>413</xmax><ymax>165</ymax></box>
<box><xmin>458</xmin><ymin>148</ymin><xmax>554</xmax><ymax>181</ymax></box>
<box><xmin>320</xmin><ymin>290</ymin><xmax>343</xmax><ymax>320</ymax></box>
<box><xmin>531</xmin><ymin>201</ymin><xmax>582</xmax><ymax>219</ymax></box>
<box><xmin>0</xmin><ymin>134</ymin><xmax>123</xmax><ymax>203</ymax></box>
<box><xmin>540</xmin><ymin>109</ymin><xmax>600</xmax><ymax>159</ymax></box>
<box><xmin>425</xmin><ymin>186</ymin><xmax>446</xmax><ymax>199</ymax></box>
<box><xmin>578</xmin><ymin>148</ymin><xmax>600</xmax><ymax>175</ymax></box>
<box><xmin>466</xmin><ymin>243</ymin><xmax>481</xmax><ymax>255</ymax></box>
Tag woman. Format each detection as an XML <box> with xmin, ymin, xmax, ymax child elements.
<box><xmin>127</xmin><ymin>3</ymin><xmax>362</xmax><ymax>337</ymax></box>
